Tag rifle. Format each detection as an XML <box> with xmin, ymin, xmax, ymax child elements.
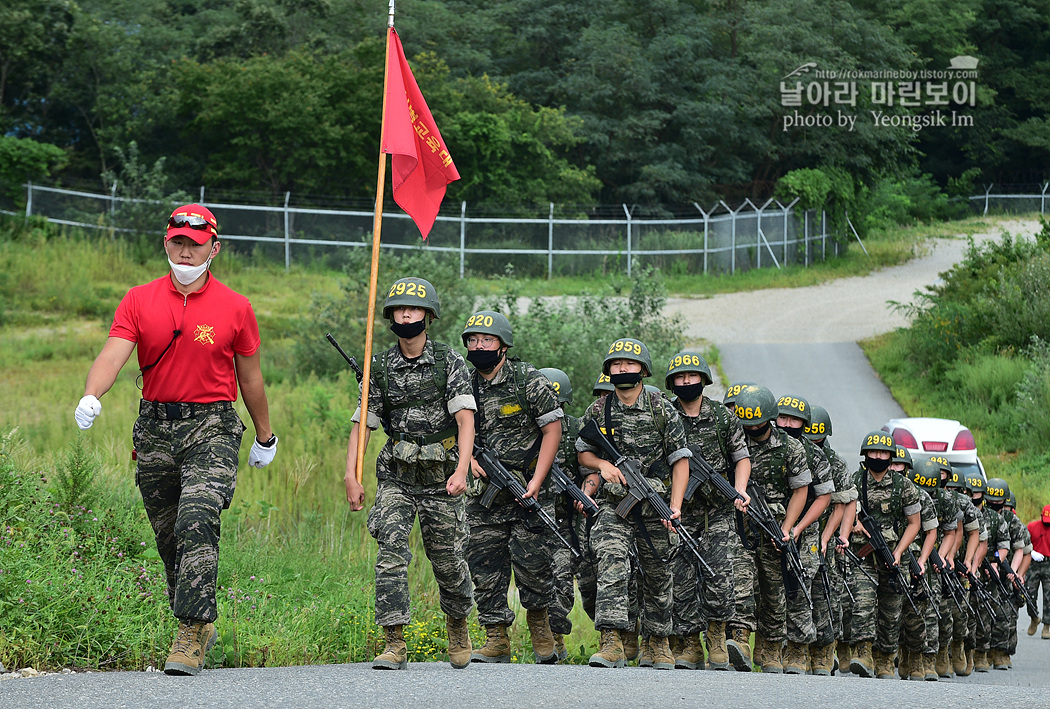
<box><xmin>325</xmin><ymin>333</ymin><xmax>364</xmax><ymax>383</ymax></box>
<box><xmin>835</xmin><ymin>537</ymin><xmax>878</xmax><ymax>586</ymax></box>
<box><xmin>993</xmin><ymin>554</ymin><xmax>1038</xmax><ymax>616</ymax></box>
<box><xmin>744</xmin><ymin>483</ymin><xmax>812</xmax><ymax>609</ymax></box>
<box><xmin>549</xmin><ymin>461</ymin><xmax>599</xmax><ymax>518</ymax></box>
<box><xmin>684</xmin><ymin>450</ymin><xmax>744</xmax><ymax>506</ymax></box>
<box><xmin>816</xmin><ymin>551</ymin><xmax>835</xmax><ymax>623</ymax></box>
<box><xmin>907</xmin><ymin>551</ymin><xmax>941</xmax><ymax>620</ymax></box>
<box><xmin>578</xmin><ymin>419</ymin><xmax>712</xmax><ymax>576</ymax></box>
<box><xmin>963</xmin><ymin>569</ymin><xmax>1002</xmax><ymax>619</ymax></box>
<box><xmin>474</xmin><ymin>445</ymin><xmax>581</xmax><ymax>559</ymax></box>
<box><xmin>983</xmin><ymin>557</ymin><xmax>1021</xmax><ymax>612</ymax></box>
<box><xmin>856</xmin><ymin>503</ymin><xmax>919</xmax><ymax>615</ymax></box>
<box><xmin>930</xmin><ymin>550</ymin><xmax>974</xmax><ymax>614</ymax></box>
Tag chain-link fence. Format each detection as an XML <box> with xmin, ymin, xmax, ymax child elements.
<box><xmin>969</xmin><ymin>183</ymin><xmax>1050</xmax><ymax>217</ymax></box>
<box><xmin>5</xmin><ymin>181</ymin><xmax>865</xmax><ymax>278</ymax></box>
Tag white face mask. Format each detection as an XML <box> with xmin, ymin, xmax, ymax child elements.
<box><xmin>168</xmin><ymin>258</ymin><xmax>212</xmax><ymax>285</ymax></box>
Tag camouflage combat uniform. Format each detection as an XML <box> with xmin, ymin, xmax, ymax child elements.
<box><xmin>550</xmin><ymin>413</ymin><xmax>595</xmax><ymax>635</ymax></box>
<box><xmin>672</xmin><ymin>396</ymin><xmax>749</xmax><ymax>636</ymax></box>
<box><xmin>467</xmin><ymin>359</ymin><xmax>563</xmax><ymax>625</ymax></box>
<box><xmin>848</xmin><ymin>466</ymin><xmax>922</xmax><ymax>655</ymax></box>
<box><xmin>974</xmin><ymin>503</ymin><xmax>1011</xmax><ymax>656</ymax></box>
<box><xmin>898</xmin><ymin>487</ymin><xmax>939</xmax><ymax>659</ymax></box>
<box><xmin>576</xmin><ymin>390</ymin><xmax>691</xmax><ymax>637</ymax></box>
<box><xmin>134</xmin><ymin>401</ymin><xmax>244</xmax><ymax>622</ymax></box>
<box><xmin>929</xmin><ymin>485</ymin><xmax>961</xmax><ymax>658</ymax></box>
<box><xmin>814</xmin><ymin>441</ymin><xmax>856</xmax><ymax>648</ymax></box>
<box><xmin>354</xmin><ymin>338</ymin><xmax>476</xmax><ymax>626</ymax></box>
<box><xmin>741</xmin><ymin>425</ymin><xmax>811</xmax><ymax>645</ymax></box>
<box><xmin>952</xmin><ymin>493</ymin><xmax>986</xmax><ymax>657</ymax></box>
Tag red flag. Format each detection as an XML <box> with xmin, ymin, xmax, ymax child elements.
<box><xmin>382</xmin><ymin>28</ymin><xmax>460</xmax><ymax>240</ymax></box>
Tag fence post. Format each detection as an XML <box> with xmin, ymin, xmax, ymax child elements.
<box><xmin>25</xmin><ymin>181</ymin><xmax>32</xmax><ymax>220</ymax></box>
<box><xmin>200</xmin><ymin>186</ymin><xmax>206</xmax><ymax>204</ymax></box>
<box><xmin>110</xmin><ymin>181</ymin><xmax>118</xmax><ymax>215</ymax></box>
<box><xmin>623</xmin><ymin>204</ymin><xmax>632</xmax><ymax>277</ymax></box>
<box><xmin>548</xmin><ymin>202</ymin><xmax>554</xmax><ymax>280</ymax></box>
<box><xmin>693</xmin><ymin>203</ymin><xmax>709</xmax><ymax>274</ymax></box>
<box><xmin>1042</xmin><ymin>183</ymin><xmax>1048</xmax><ymax>215</ymax></box>
<box><xmin>984</xmin><ymin>184</ymin><xmax>992</xmax><ymax>216</ymax></box>
<box><xmin>283</xmin><ymin>191</ymin><xmax>291</xmax><ymax>271</ymax></box>
<box><xmin>459</xmin><ymin>201</ymin><xmax>467</xmax><ymax>279</ymax></box>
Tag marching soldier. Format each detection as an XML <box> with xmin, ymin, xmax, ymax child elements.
<box><xmin>462</xmin><ymin>311</ymin><xmax>564</xmax><ymax>664</ymax></box>
<box><xmin>984</xmin><ymin>476</ymin><xmax>1025</xmax><ymax>670</ymax></box>
<box><xmin>343</xmin><ymin>277</ymin><xmax>476</xmax><ymax>670</ymax></box>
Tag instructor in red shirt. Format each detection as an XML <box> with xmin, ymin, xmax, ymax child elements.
<box><xmin>74</xmin><ymin>204</ymin><xmax>278</xmax><ymax>675</ymax></box>
<box><xmin>1027</xmin><ymin>504</ymin><xmax>1050</xmax><ymax>639</ymax></box>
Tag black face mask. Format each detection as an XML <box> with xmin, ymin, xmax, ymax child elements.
<box><xmin>988</xmin><ymin>501</ymin><xmax>1004</xmax><ymax>512</ymax></box>
<box><xmin>781</xmin><ymin>424</ymin><xmax>804</xmax><ymax>439</ymax></box>
<box><xmin>673</xmin><ymin>382</ymin><xmax>704</xmax><ymax>402</ymax></box>
<box><xmin>390</xmin><ymin>319</ymin><xmax>426</xmax><ymax>339</ymax></box>
<box><xmin>865</xmin><ymin>455</ymin><xmax>891</xmax><ymax>473</ymax></box>
<box><xmin>467</xmin><ymin>348</ymin><xmax>503</xmax><ymax>373</ymax></box>
<box><xmin>743</xmin><ymin>422</ymin><xmax>771</xmax><ymax>439</ymax></box>
<box><xmin>610</xmin><ymin>372</ymin><xmax>643</xmax><ymax>390</ymax></box>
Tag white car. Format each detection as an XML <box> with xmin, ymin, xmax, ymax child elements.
<box><xmin>881</xmin><ymin>417</ymin><xmax>977</xmax><ymax>465</ymax></box>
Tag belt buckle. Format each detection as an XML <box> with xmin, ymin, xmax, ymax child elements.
<box><xmin>440</xmin><ymin>436</ymin><xmax>456</xmax><ymax>451</ymax></box>
<box><xmin>164</xmin><ymin>402</ymin><xmax>181</xmax><ymax>420</ymax></box>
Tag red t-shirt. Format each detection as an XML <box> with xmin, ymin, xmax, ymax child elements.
<box><xmin>109</xmin><ymin>274</ymin><xmax>261</xmax><ymax>403</ymax></box>
<box><xmin>1030</xmin><ymin>519</ymin><xmax>1050</xmax><ymax>558</ymax></box>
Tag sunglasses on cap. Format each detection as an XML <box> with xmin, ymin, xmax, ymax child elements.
<box><xmin>168</xmin><ymin>214</ymin><xmax>217</xmax><ymax>233</ymax></box>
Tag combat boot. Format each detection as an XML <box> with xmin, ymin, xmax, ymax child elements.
<box><xmin>973</xmin><ymin>649</ymin><xmax>990</xmax><ymax>673</ymax></box>
<box><xmin>637</xmin><ymin>636</ymin><xmax>654</xmax><ymax>667</ymax></box>
<box><xmin>670</xmin><ymin>635</ymin><xmax>684</xmax><ymax>657</ymax></box>
<box><xmin>552</xmin><ymin>633</ymin><xmax>567</xmax><ymax>663</ymax></box>
<box><xmin>950</xmin><ymin>639</ymin><xmax>968</xmax><ymax>676</ymax></box>
<box><xmin>935</xmin><ymin>645</ymin><xmax>952</xmax><ymax>677</ymax></box>
<box><xmin>372</xmin><ymin>625</ymin><xmax>408</xmax><ymax>670</ymax></box>
<box><xmin>1028</xmin><ymin>616</ymin><xmax>1040</xmax><ymax>635</ymax></box>
<box><xmin>446</xmin><ymin>616</ymin><xmax>472</xmax><ymax>669</ymax></box>
<box><xmin>897</xmin><ymin>646</ymin><xmax>910</xmax><ymax>680</ymax></box>
<box><xmin>588</xmin><ymin>629</ymin><xmax>625</xmax><ymax>668</ymax></box>
<box><xmin>622</xmin><ymin>620</ymin><xmax>640</xmax><ymax>661</ymax></box>
<box><xmin>782</xmin><ymin>641</ymin><xmax>808</xmax><ymax>675</ymax></box>
<box><xmin>164</xmin><ymin>620</ymin><xmax>217</xmax><ymax>676</ymax></box>
<box><xmin>990</xmin><ymin>649</ymin><xmax>1009</xmax><ymax>670</ymax></box>
<box><xmin>965</xmin><ymin>648</ymin><xmax>974</xmax><ymax>675</ymax></box>
<box><xmin>907</xmin><ymin>649</ymin><xmax>925</xmax><ymax>681</ymax></box>
<box><xmin>810</xmin><ymin>643</ymin><xmax>834</xmax><ymax>676</ymax></box>
<box><xmin>649</xmin><ymin>635</ymin><xmax>675</xmax><ymax>670</ymax></box>
<box><xmin>471</xmin><ymin>624</ymin><xmax>512</xmax><ymax>663</ymax></box>
<box><xmin>1043</xmin><ymin>624</ymin><xmax>1050</xmax><ymax>640</ymax></box>
<box><xmin>849</xmin><ymin>641</ymin><xmax>874</xmax><ymax>678</ymax></box>
<box><xmin>526</xmin><ymin>609</ymin><xmax>558</xmax><ymax>664</ymax></box>
<box><xmin>756</xmin><ymin>635</ymin><xmax>783</xmax><ymax>674</ymax></box>
<box><xmin>837</xmin><ymin>641</ymin><xmax>852</xmax><ymax>674</ymax></box>
<box><xmin>705</xmin><ymin>621</ymin><xmax>730</xmax><ymax>670</ymax></box>
<box><xmin>922</xmin><ymin>653</ymin><xmax>938</xmax><ymax>681</ymax></box>
<box><xmin>872</xmin><ymin>648</ymin><xmax>895</xmax><ymax>679</ymax></box>
<box><xmin>726</xmin><ymin>627</ymin><xmax>752</xmax><ymax>672</ymax></box>
<box><xmin>674</xmin><ymin>633</ymin><xmax>705</xmax><ymax>670</ymax></box>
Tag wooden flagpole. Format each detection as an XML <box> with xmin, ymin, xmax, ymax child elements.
<box><xmin>356</xmin><ymin>0</ymin><xmax>397</xmax><ymax>484</ymax></box>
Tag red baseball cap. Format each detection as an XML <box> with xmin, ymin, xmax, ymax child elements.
<box><xmin>1043</xmin><ymin>504</ymin><xmax>1050</xmax><ymax>522</ymax></box>
<box><xmin>166</xmin><ymin>204</ymin><xmax>218</xmax><ymax>244</ymax></box>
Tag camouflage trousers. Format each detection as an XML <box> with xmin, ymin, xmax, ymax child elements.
<box><xmin>898</xmin><ymin>573</ymin><xmax>936</xmax><ymax>654</ymax></box>
<box><xmin>132</xmin><ymin>401</ymin><xmax>244</xmax><ymax>623</ymax></box>
<box><xmin>550</xmin><ymin>503</ymin><xmax>588</xmax><ymax>634</ymax></box>
<box><xmin>367</xmin><ymin>480</ymin><xmax>473</xmax><ymax>626</ymax></box>
<box><xmin>751</xmin><ymin>538</ymin><xmax>789</xmax><ymax>643</ymax></box>
<box><xmin>1026</xmin><ymin>560</ymin><xmax>1050</xmax><ymax>624</ymax></box>
<box><xmin>846</xmin><ymin>558</ymin><xmax>904</xmax><ymax>654</ymax></box>
<box><xmin>808</xmin><ymin>542</ymin><xmax>839</xmax><ymax>647</ymax></box>
<box><xmin>592</xmin><ymin>502</ymin><xmax>675</xmax><ymax>637</ymax></box>
<box><xmin>672</xmin><ymin>505</ymin><xmax>735</xmax><ymax>636</ymax></box>
<box><xmin>727</xmin><ymin>514</ymin><xmax>757</xmax><ymax>634</ymax></box>
<box><xmin>784</xmin><ymin>528</ymin><xmax>819</xmax><ymax>645</ymax></box>
<box><xmin>466</xmin><ymin>498</ymin><xmax>555</xmax><ymax>626</ymax></box>
<box><xmin>953</xmin><ymin>586</ymin><xmax>975</xmax><ymax>651</ymax></box>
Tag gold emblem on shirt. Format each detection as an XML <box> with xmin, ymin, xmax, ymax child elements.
<box><xmin>194</xmin><ymin>324</ymin><xmax>216</xmax><ymax>345</ymax></box>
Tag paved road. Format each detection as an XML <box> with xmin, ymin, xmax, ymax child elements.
<box><xmin>2</xmin><ymin>619</ymin><xmax>1048</xmax><ymax>709</ymax></box>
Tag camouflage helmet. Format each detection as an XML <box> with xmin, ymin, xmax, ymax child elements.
<box><xmin>593</xmin><ymin>373</ymin><xmax>614</xmax><ymax>396</ymax></box>
<box><xmin>383</xmin><ymin>277</ymin><xmax>440</xmax><ymax>320</ymax></box>
<box><xmin>664</xmin><ymin>351</ymin><xmax>712</xmax><ymax>390</ymax></box>
<box><xmin>723</xmin><ymin>381</ymin><xmax>756</xmax><ymax>408</ymax></box>
<box><xmin>539</xmin><ymin>367</ymin><xmax>573</xmax><ymax>405</ymax></box>
<box><xmin>944</xmin><ymin>466</ymin><xmax>966</xmax><ymax>490</ymax></box>
<box><xmin>910</xmin><ymin>458</ymin><xmax>940</xmax><ymax>489</ymax></box>
<box><xmin>860</xmin><ymin>431</ymin><xmax>896</xmax><ymax>455</ymax></box>
<box><xmin>734</xmin><ymin>385</ymin><xmax>778</xmax><ymax>427</ymax></box>
<box><xmin>602</xmin><ymin>337</ymin><xmax>653</xmax><ymax>377</ymax></box>
<box><xmin>462</xmin><ymin>310</ymin><xmax>513</xmax><ymax>347</ymax></box>
<box><xmin>804</xmin><ymin>404</ymin><xmax>832</xmax><ymax>441</ymax></box>
<box><xmin>892</xmin><ymin>445</ymin><xmax>913</xmax><ymax>470</ymax></box>
<box><xmin>776</xmin><ymin>394</ymin><xmax>812</xmax><ymax>425</ymax></box>
<box><xmin>1005</xmin><ymin>490</ymin><xmax>1017</xmax><ymax>509</ymax></box>
<box><xmin>965</xmin><ymin>468</ymin><xmax>987</xmax><ymax>495</ymax></box>
<box><xmin>985</xmin><ymin>477</ymin><xmax>1009</xmax><ymax>503</ymax></box>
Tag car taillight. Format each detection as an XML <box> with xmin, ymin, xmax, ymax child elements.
<box><xmin>892</xmin><ymin>429</ymin><xmax>918</xmax><ymax>449</ymax></box>
<box><xmin>953</xmin><ymin>429</ymin><xmax>976</xmax><ymax>451</ymax></box>
<box><xmin>923</xmin><ymin>441</ymin><xmax>948</xmax><ymax>452</ymax></box>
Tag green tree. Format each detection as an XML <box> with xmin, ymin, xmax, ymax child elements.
<box><xmin>0</xmin><ymin>0</ymin><xmax>76</xmax><ymax>133</ymax></box>
<box><xmin>0</xmin><ymin>136</ymin><xmax>67</xmax><ymax>203</ymax></box>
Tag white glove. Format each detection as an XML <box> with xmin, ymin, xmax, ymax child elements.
<box><xmin>1033</xmin><ymin>551</ymin><xmax>1045</xmax><ymax>562</ymax></box>
<box><xmin>248</xmin><ymin>434</ymin><xmax>278</xmax><ymax>468</ymax></box>
<box><xmin>75</xmin><ymin>395</ymin><xmax>102</xmax><ymax>430</ymax></box>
